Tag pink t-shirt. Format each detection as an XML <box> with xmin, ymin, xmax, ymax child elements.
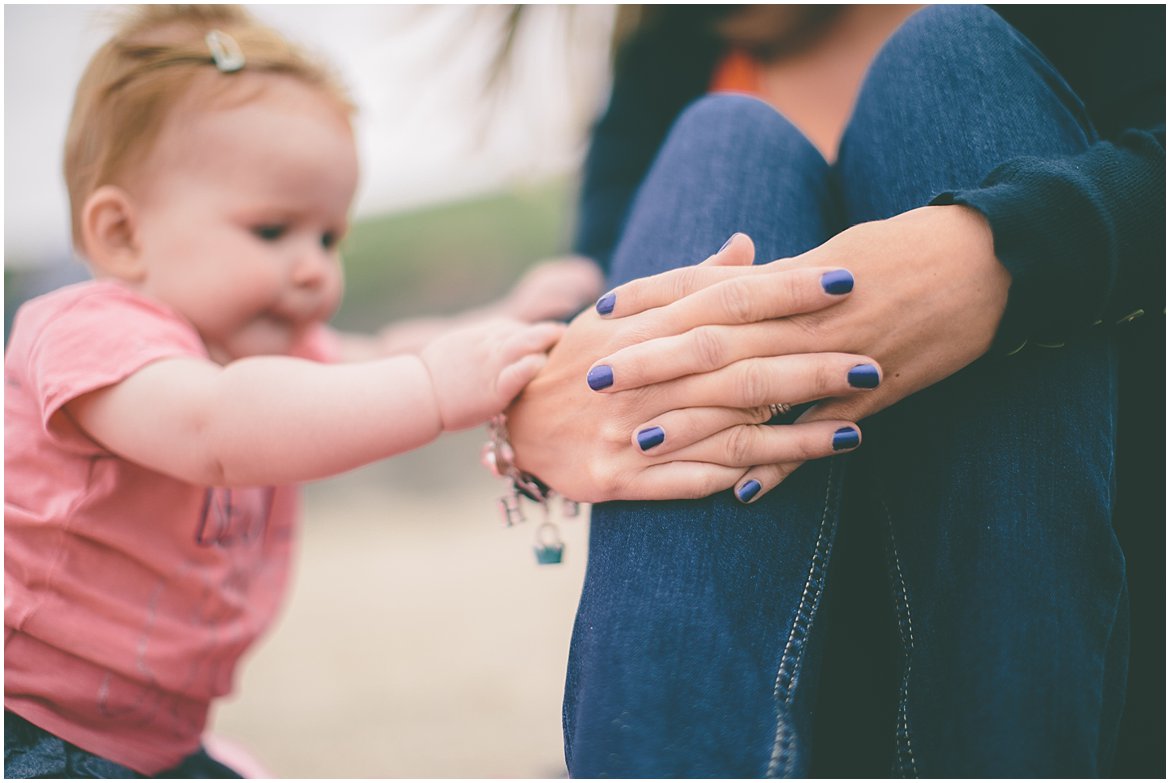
<box><xmin>4</xmin><ymin>280</ymin><xmax>336</xmax><ymax>774</ymax></box>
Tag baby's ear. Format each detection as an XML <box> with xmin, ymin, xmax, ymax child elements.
<box><xmin>81</xmin><ymin>186</ymin><xmax>145</xmax><ymax>281</ymax></box>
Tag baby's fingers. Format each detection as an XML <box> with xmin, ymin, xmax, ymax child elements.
<box><xmin>496</xmin><ymin>353</ymin><xmax>550</xmax><ymax>402</ymax></box>
<box><xmin>502</xmin><ymin>321</ymin><xmax>566</xmax><ymax>360</ymax></box>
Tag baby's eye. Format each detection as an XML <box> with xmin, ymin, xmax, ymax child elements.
<box><xmin>321</xmin><ymin>231</ymin><xmax>339</xmax><ymax>250</ymax></box>
<box><xmin>252</xmin><ymin>225</ymin><xmax>286</xmax><ymax>242</ymax></box>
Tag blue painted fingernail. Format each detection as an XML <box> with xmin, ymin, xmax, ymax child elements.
<box><xmin>847</xmin><ymin>363</ymin><xmax>880</xmax><ymax>389</ymax></box>
<box><xmin>736</xmin><ymin>479</ymin><xmax>762</xmax><ymax>503</ymax></box>
<box><xmin>636</xmin><ymin>426</ymin><xmax>665</xmax><ymax>451</ymax></box>
<box><xmin>832</xmin><ymin>427</ymin><xmax>860</xmax><ymax>451</ymax></box>
<box><xmin>587</xmin><ymin>365</ymin><xmax>614</xmax><ymax>390</ymax></box>
<box><xmin>821</xmin><ymin>269</ymin><xmax>854</xmax><ymax>295</ymax></box>
<box><xmin>596</xmin><ymin>292</ymin><xmax>616</xmax><ymax>315</ymax></box>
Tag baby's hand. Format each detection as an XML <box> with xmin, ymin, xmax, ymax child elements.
<box><xmin>419</xmin><ymin>318</ymin><xmax>565</xmax><ymax>431</ymax></box>
<box><xmin>500</xmin><ymin>256</ymin><xmax>604</xmax><ymax>323</ymax></box>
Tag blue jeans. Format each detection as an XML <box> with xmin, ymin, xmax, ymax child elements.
<box><xmin>564</xmin><ymin>6</ymin><xmax>1125</xmax><ymax>777</ymax></box>
<box><xmin>3</xmin><ymin>712</ymin><xmax>242</xmax><ymax>779</ymax></box>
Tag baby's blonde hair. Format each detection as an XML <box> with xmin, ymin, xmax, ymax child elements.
<box><xmin>64</xmin><ymin>4</ymin><xmax>354</xmax><ymax>250</ymax></box>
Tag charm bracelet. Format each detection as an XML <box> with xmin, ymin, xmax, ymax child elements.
<box><xmin>481</xmin><ymin>414</ymin><xmax>579</xmax><ymax>564</ymax></box>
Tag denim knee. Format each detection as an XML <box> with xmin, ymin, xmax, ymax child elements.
<box><xmin>665</xmin><ymin>94</ymin><xmax>826</xmax><ymax>176</ymax></box>
<box><xmin>880</xmin><ymin>4</ymin><xmax>1034</xmax><ymax>72</ymax></box>
<box><xmin>864</xmin><ymin>4</ymin><xmax>1092</xmax><ymax>137</ymax></box>
<box><xmin>670</xmin><ymin>94</ymin><xmax>785</xmax><ymax>144</ymax></box>
<box><xmin>839</xmin><ymin>3</ymin><xmax>1094</xmax><ymax>222</ymax></box>
<box><xmin>625</xmin><ymin>93</ymin><xmax>835</xmax><ymax>272</ymax></box>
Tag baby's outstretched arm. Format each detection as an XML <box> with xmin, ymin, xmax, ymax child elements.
<box><xmin>66</xmin><ymin>320</ymin><xmax>564</xmax><ymax>487</ymax></box>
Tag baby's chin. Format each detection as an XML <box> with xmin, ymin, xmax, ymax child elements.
<box><xmin>209</xmin><ymin>319</ymin><xmax>303</xmax><ymax>363</ymax></box>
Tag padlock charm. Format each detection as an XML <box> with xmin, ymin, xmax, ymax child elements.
<box><xmin>533</xmin><ymin>521</ymin><xmax>565</xmax><ymax>565</ymax></box>
<box><xmin>534</xmin><ymin>541</ymin><xmax>565</xmax><ymax>565</ymax></box>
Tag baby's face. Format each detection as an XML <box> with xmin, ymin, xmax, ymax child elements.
<box><xmin>131</xmin><ymin>73</ymin><xmax>359</xmax><ymax>363</ymax></box>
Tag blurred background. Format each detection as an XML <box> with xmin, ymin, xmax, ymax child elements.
<box><xmin>4</xmin><ymin>4</ymin><xmax>621</xmax><ymax>777</ymax></box>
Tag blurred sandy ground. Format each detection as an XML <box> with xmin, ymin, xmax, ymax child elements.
<box><xmin>211</xmin><ymin>428</ymin><xmax>589</xmax><ymax>779</ymax></box>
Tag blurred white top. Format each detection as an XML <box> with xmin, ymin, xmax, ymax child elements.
<box><xmin>4</xmin><ymin>4</ymin><xmax>615</xmax><ymax>267</ymax></box>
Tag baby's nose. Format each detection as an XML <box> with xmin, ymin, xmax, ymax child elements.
<box><xmin>291</xmin><ymin>249</ymin><xmax>330</xmax><ymax>287</ymax></box>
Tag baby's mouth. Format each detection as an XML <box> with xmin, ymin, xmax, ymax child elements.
<box><xmin>257</xmin><ymin>311</ymin><xmax>293</xmax><ymax>329</ymax></box>
<box><xmin>266</xmin><ymin>296</ymin><xmax>331</xmax><ymax>327</ymax></box>
<box><xmin>258</xmin><ymin>305</ymin><xmax>324</xmax><ymax>341</ymax></box>
<box><xmin>247</xmin><ymin>312</ymin><xmax>302</xmax><ymax>347</ymax></box>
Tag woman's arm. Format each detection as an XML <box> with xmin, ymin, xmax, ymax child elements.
<box><xmin>933</xmin><ymin>127</ymin><xmax>1165</xmax><ymax>354</ymax></box>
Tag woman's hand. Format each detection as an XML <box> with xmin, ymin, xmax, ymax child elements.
<box><xmin>593</xmin><ymin>205</ymin><xmax>1009</xmax><ymax>501</ymax></box>
<box><xmin>504</xmin><ymin>236</ymin><xmax>877</xmax><ymax>502</ymax></box>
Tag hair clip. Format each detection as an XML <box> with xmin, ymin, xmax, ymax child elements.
<box><xmin>205</xmin><ymin>30</ymin><xmax>245</xmax><ymax>73</ymax></box>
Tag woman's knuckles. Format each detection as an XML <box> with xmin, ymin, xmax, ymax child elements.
<box><xmin>749</xmin><ymin>405</ymin><xmax>773</xmax><ymax>424</ymax></box>
<box><xmin>791</xmin><ymin>310</ymin><xmax>827</xmax><ymax>341</ymax></box>
<box><xmin>598</xmin><ymin>418</ymin><xmax>634</xmax><ymax>448</ymax></box>
<box><xmin>813</xmin><ymin>359</ymin><xmax>836</xmax><ymax>396</ymax></box>
<box><xmin>690</xmin><ymin>326</ymin><xmax>728</xmax><ymax>371</ymax></box>
<box><xmin>669</xmin><ymin>266</ymin><xmax>704</xmax><ymax>303</ymax></box>
<box><xmin>791</xmin><ymin>432</ymin><xmax>825</xmax><ymax>462</ymax></box>
<box><xmin>690</xmin><ymin>472</ymin><xmax>734</xmax><ymax>499</ymax></box>
<box><xmin>717</xmin><ymin>277</ymin><xmax>759</xmax><ymax>323</ymax></box>
<box><xmin>735</xmin><ymin>361</ymin><xmax>771</xmax><ymax>406</ymax></box>
<box><xmin>725</xmin><ymin>424</ymin><xmax>762</xmax><ymax>465</ymax></box>
<box><xmin>773</xmin><ymin>269</ymin><xmax>811</xmax><ymax>313</ymax></box>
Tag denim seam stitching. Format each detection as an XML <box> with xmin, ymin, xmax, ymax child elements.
<box><xmin>882</xmin><ymin>498</ymin><xmax>919</xmax><ymax>777</ymax></box>
<box><xmin>766</xmin><ymin>462</ymin><xmax>838</xmax><ymax>778</ymax></box>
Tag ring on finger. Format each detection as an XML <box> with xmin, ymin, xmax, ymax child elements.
<box><xmin>767</xmin><ymin>402</ymin><xmax>793</xmax><ymax>419</ymax></box>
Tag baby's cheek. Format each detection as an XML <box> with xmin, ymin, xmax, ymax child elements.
<box><xmin>321</xmin><ymin>272</ymin><xmax>344</xmax><ymax>321</ymax></box>
<box><xmin>326</xmin><ymin>283</ymin><xmax>344</xmax><ymax>320</ymax></box>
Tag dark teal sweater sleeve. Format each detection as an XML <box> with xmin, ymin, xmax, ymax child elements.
<box><xmin>939</xmin><ymin>5</ymin><xmax>1166</xmax><ymax>353</ymax></box>
<box><xmin>933</xmin><ymin>126</ymin><xmax>1165</xmax><ymax>353</ymax></box>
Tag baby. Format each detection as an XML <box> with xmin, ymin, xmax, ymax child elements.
<box><xmin>3</xmin><ymin>5</ymin><xmax>596</xmax><ymax>778</ymax></box>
